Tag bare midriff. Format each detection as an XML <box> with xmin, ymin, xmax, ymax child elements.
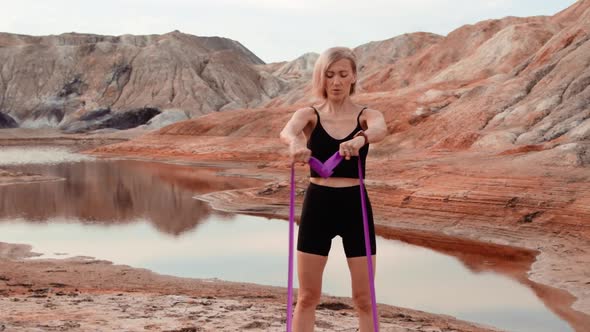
<box><xmin>309</xmin><ymin>177</ymin><xmax>360</xmax><ymax>187</ymax></box>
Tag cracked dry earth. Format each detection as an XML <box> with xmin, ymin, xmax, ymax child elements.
<box><xmin>0</xmin><ymin>292</ymin><xmax>497</xmax><ymax>332</ymax></box>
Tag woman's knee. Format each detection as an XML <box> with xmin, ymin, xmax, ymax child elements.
<box><xmin>352</xmin><ymin>293</ymin><xmax>372</xmax><ymax>313</ymax></box>
<box><xmin>297</xmin><ymin>289</ymin><xmax>321</xmax><ymax>309</ymax></box>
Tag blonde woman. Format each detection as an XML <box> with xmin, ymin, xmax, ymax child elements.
<box><xmin>280</xmin><ymin>47</ymin><xmax>388</xmax><ymax>331</ymax></box>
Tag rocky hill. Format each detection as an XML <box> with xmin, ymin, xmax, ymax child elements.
<box><xmin>0</xmin><ymin>30</ymin><xmax>288</xmax><ymax>129</ymax></box>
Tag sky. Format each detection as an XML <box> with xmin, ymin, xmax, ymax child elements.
<box><xmin>0</xmin><ymin>0</ymin><xmax>579</xmax><ymax>63</ymax></box>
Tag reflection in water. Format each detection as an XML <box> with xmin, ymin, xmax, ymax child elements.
<box><xmin>0</xmin><ymin>154</ymin><xmax>578</xmax><ymax>332</ymax></box>
<box><xmin>0</xmin><ymin>159</ymin><xmax>262</xmax><ymax>235</ymax></box>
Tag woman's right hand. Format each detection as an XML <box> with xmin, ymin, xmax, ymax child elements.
<box><xmin>289</xmin><ymin>142</ymin><xmax>311</xmax><ymax>164</ymax></box>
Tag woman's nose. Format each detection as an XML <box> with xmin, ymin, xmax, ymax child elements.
<box><xmin>332</xmin><ymin>78</ymin><xmax>343</xmax><ymax>86</ymax></box>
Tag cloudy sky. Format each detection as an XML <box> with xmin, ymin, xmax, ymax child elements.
<box><xmin>0</xmin><ymin>0</ymin><xmax>578</xmax><ymax>63</ymax></box>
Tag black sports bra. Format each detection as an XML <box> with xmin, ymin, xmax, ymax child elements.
<box><xmin>307</xmin><ymin>105</ymin><xmax>369</xmax><ymax>178</ymax></box>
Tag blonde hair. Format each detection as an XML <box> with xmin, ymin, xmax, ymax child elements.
<box><xmin>312</xmin><ymin>47</ymin><xmax>358</xmax><ymax>100</ymax></box>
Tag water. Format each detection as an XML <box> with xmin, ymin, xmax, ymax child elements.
<box><xmin>0</xmin><ymin>146</ymin><xmax>93</xmax><ymax>165</ymax></box>
<box><xmin>0</xmin><ymin>147</ymin><xmax>576</xmax><ymax>332</ymax></box>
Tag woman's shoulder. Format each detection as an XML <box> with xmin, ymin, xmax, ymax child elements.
<box><xmin>359</xmin><ymin>106</ymin><xmax>384</xmax><ymax>117</ymax></box>
<box><xmin>293</xmin><ymin>105</ymin><xmax>318</xmax><ymax>119</ymax></box>
<box><xmin>358</xmin><ymin>106</ymin><xmax>385</xmax><ymax>128</ymax></box>
<box><xmin>359</xmin><ymin>104</ymin><xmax>381</xmax><ymax>113</ymax></box>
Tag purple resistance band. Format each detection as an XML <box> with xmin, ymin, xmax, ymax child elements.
<box><xmin>287</xmin><ymin>152</ymin><xmax>379</xmax><ymax>332</ymax></box>
<box><xmin>286</xmin><ymin>163</ymin><xmax>295</xmax><ymax>331</ymax></box>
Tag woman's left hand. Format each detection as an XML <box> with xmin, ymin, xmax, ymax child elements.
<box><xmin>339</xmin><ymin>136</ymin><xmax>365</xmax><ymax>160</ymax></box>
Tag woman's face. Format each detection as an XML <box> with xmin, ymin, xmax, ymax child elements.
<box><xmin>324</xmin><ymin>58</ymin><xmax>356</xmax><ymax>100</ymax></box>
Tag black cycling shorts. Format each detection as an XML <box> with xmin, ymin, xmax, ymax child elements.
<box><xmin>297</xmin><ymin>182</ymin><xmax>376</xmax><ymax>258</ymax></box>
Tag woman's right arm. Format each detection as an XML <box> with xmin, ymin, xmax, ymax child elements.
<box><xmin>280</xmin><ymin>107</ymin><xmax>314</xmax><ymax>163</ymax></box>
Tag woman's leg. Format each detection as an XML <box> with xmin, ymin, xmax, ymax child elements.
<box><xmin>293</xmin><ymin>251</ymin><xmax>328</xmax><ymax>332</ymax></box>
<box><xmin>347</xmin><ymin>255</ymin><xmax>378</xmax><ymax>332</ymax></box>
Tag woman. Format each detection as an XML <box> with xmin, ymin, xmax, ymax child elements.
<box><xmin>279</xmin><ymin>47</ymin><xmax>388</xmax><ymax>332</ymax></box>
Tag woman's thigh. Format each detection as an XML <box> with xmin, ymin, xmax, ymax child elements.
<box><xmin>297</xmin><ymin>251</ymin><xmax>328</xmax><ymax>295</ymax></box>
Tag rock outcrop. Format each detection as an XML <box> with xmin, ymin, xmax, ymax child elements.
<box><xmin>0</xmin><ymin>31</ymin><xmax>270</xmax><ymax>130</ymax></box>
<box><xmin>60</xmin><ymin>107</ymin><xmax>161</xmax><ymax>133</ymax></box>
<box><xmin>0</xmin><ymin>112</ymin><xmax>18</xmax><ymax>128</ymax></box>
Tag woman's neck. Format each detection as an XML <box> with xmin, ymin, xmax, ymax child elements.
<box><xmin>321</xmin><ymin>97</ymin><xmax>356</xmax><ymax>115</ymax></box>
